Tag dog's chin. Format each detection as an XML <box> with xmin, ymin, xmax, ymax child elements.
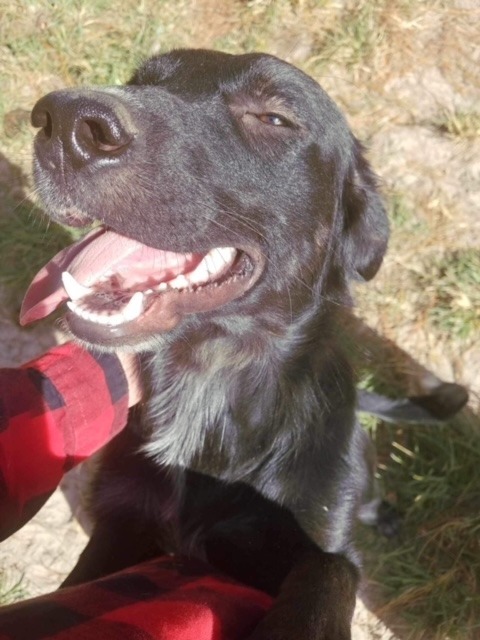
<box><xmin>63</xmin><ymin>248</ymin><xmax>264</xmax><ymax>349</ymax></box>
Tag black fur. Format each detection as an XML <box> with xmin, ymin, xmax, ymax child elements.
<box><xmin>32</xmin><ymin>50</ymin><xmax>389</xmax><ymax>639</ymax></box>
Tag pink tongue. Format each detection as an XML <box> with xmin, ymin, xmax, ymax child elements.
<box><xmin>20</xmin><ymin>228</ymin><xmax>190</xmax><ymax>325</ymax></box>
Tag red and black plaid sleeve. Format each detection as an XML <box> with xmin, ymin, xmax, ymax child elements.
<box><xmin>0</xmin><ymin>342</ymin><xmax>129</xmax><ymax>540</ymax></box>
<box><xmin>0</xmin><ymin>556</ymin><xmax>272</xmax><ymax>640</ymax></box>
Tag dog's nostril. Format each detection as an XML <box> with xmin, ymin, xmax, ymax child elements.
<box><xmin>78</xmin><ymin>119</ymin><xmax>130</xmax><ymax>153</ymax></box>
<box><xmin>31</xmin><ymin>108</ymin><xmax>53</xmax><ymax>138</ymax></box>
<box><xmin>44</xmin><ymin>112</ymin><xmax>53</xmax><ymax>138</ymax></box>
<box><xmin>31</xmin><ymin>90</ymin><xmax>134</xmax><ymax>166</ymax></box>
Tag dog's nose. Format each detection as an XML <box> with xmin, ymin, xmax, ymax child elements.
<box><xmin>31</xmin><ymin>90</ymin><xmax>134</xmax><ymax>168</ymax></box>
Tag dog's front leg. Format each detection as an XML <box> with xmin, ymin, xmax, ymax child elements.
<box><xmin>248</xmin><ymin>550</ymin><xmax>358</xmax><ymax>640</ymax></box>
<box><xmin>62</xmin><ymin>518</ymin><xmax>163</xmax><ymax>587</ymax></box>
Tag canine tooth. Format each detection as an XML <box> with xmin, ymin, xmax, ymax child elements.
<box><xmin>62</xmin><ymin>272</ymin><xmax>93</xmax><ymax>300</ymax></box>
<box><xmin>156</xmin><ymin>282</ymin><xmax>168</xmax><ymax>292</ymax></box>
<box><xmin>122</xmin><ymin>291</ymin><xmax>144</xmax><ymax>322</ymax></box>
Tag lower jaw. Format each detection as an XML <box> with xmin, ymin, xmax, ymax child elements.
<box><xmin>64</xmin><ymin>265</ymin><xmax>263</xmax><ymax>348</ymax></box>
<box><xmin>64</xmin><ymin>308</ymin><xmax>181</xmax><ymax>349</ymax></box>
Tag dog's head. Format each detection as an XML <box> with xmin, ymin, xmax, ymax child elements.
<box><xmin>21</xmin><ymin>50</ymin><xmax>388</xmax><ymax>350</ymax></box>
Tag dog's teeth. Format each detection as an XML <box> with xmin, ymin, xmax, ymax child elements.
<box><xmin>67</xmin><ymin>292</ymin><xmax>144</xmax><ymax>326</ymax></box>
<box><xmin>64</xmin><ymin>246</ymin><xmax>238</xmax><ymax>327</ymax></box>
<box><xmin>204</xmin><ymin>254</ymin><xmax>215</xmax><ymax>276</ymax></box>
<box><xmin>187</xmin><ymin>247</ymin><xmax>236</xmax><ymax>285</ymax></box>
<box><xmin>92</xmin><ymin>311</ymin><xmax>123</xmax><ymax>325</ymax></box>
<box><xmin>168</xmin><ymin>274</ymin><xmax>190</xmax><ymax>290</ymax></box>
<box><xmin>122</xmin><ymin>291</ymin><xmax>144</xmax><ymax>322</ymax></box>
<box><xmin>213</xmin><ymin>247</ymin><xmax>236</xmax><ymax>269</ymax></box>
<box><xmin>62</xmin><ymin>272</ymin><xmax>93</xmax><ymax>300</ymax></box>
<box><xmin>67</xmin><ymin>299</ymin><xmax>100</xmax><ymax>323</ymax></box>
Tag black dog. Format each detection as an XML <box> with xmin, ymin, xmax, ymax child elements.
<box><xmin>22</xmin><ymin>50</ymin><xmax>389</xmax><ymax>639</ymax></box>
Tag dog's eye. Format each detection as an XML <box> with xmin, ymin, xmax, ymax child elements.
<box><xmin>256</xmin><ymin>113</ymin><xmax>289</xmax><ymax>127</ymax></box>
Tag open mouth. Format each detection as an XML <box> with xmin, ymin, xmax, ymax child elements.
<box><xmin>20</xmin><ymin>226</ymin><xmax>263</xmax><ymax>343</ymax></box>
<box><xmin>62</xmin><ymin>244</ymin><xmax>253</xmax><ymax>327</ymax></box>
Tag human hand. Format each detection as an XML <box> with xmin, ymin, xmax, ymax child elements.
<box><xmin>116</xmin><ymin>351</ymin><xmax>143</xmax><ymax>407</ymax></box>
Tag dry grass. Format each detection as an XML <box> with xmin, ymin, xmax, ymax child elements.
<box><xmin>358</xmin><ymin>414</ymin><xmax>480</xmax><ymax>640</ymax></box>
<box><xmin>0</xmin><ymin>571</ymin><xmax>25</xmax><ymax>606</ymax></box>
<box><xmin>0</xmin><ymin>0</ymin><xmax>479</xmax><ymax>637</ymax></box>
<box><xmin>433</xmin><ymin>110</ymin><xmax>480</xmax><ymax>139</ymax></box>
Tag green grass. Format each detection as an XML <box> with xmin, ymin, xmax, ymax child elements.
<box><xmin>310</xmin><ymin>1</ymin><xmax>386</xmax><ymax>71</ymax></box>
<box><xmin>358</xmin><ymin>414</ymin><xmax>480</xmax><ymax>639</ymax></box>
<box><xmin>387</xmin><ymin>192</ymin><xmax>425</xmax><ymax>232</ymax></box>
<box><xmin>0</xmin><ymin>571</ymin><xmax>26</xmax><ymax>605</ymax></box>
<box><xmin>416</xmin><ymin>250</ymin><xmax>480</xmax><ymax>341</ymax></box>
<box><xmin>0</xmin><ymin>0</ymin><xmax>195</xmax><ymax>160</ymax></box>
<box><xmin>1</xmin><ymin>0</ymin><xmax>167</xmax><ymax>91</ymax></box>
<box><xmin>0</xmin><ymin>190</ymin><xmax>74</xmax><ymax>311</ymax></box>
<box><xmin>345</xmin><ymin>309</ymin><xmax>480</xmax><ymax>639</ymax></box>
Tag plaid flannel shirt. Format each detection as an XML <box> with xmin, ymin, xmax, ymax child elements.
<box><xmin>0</xmin><ymin>556</ymin><xmax>272</xmax><ymax>640</ymax></box>
<box><xmin>0</xmin><ymin>342</ymin><xmax>129</xmax><ymax>541</ymax></box>
<box><xmin>0</xmin><ymin>343</ymin><xmax>272</xmax><ymax>639</ymax></box>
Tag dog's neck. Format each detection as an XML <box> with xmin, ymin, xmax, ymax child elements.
<box><xmin>139</xmin><ymin>308</ymin><xmax>353</xmax><ymax>479</ymax></box>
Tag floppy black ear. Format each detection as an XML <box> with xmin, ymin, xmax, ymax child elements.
<box><xmin>341</xmin><ymin>143</ymin><xmax>389</xmax><ymax>281</ymax></box>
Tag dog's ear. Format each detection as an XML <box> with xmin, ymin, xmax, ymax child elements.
<box><xmin>341</xmin><ymin>143</ymin><xmax>389</xmax><ymax>281</ymax></box>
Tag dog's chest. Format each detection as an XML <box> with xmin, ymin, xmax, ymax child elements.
<box><xmin>144</xmin><ymin>369</ymin><xmax>230</xmax><ymax>470</ymax></box>
<box><xmin>142</xmin><ymin>339</ymin><xmax>247</xmax><ymax>471</ymax></box>
<box><xmin>141</xmin><ymin>336</ymin><xmax>283</xmax><ymax>478</ymax></box>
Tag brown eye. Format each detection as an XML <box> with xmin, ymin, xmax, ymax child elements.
<box><xmin>256</xmin><ymin>113</ymin><xmax>289</xmax><ymax>127</ymax></box>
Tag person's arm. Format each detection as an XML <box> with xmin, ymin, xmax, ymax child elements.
<box><xmin>0</xmin><ymin>342</ymin><xmax>140</xmax><ymax>541</ymax></box>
